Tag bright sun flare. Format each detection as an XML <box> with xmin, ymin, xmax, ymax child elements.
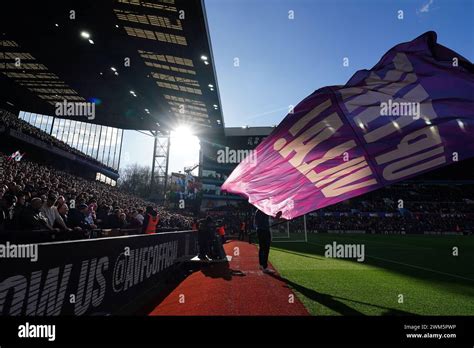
<box><xmin>173</xmin><ymin>125</ymin><xmax>192</xmax><ymax>139</ymax></box>
<box><xmin>171</xmin><ymin>125</ymin><xmax>198</xmax><ymax>149</ymax></box>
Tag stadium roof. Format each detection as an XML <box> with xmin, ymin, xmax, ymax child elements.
<box><xmin>0</xmin><ymin>0</ymin><xmax>224</xmax><ymax>136</ymax></box>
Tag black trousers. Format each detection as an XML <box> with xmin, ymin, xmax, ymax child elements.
<box><xmin>257</xmin><ymin>228</ymin><xmax>271</xmax><ymax>268</ymax></box>
<box><xmin>198</xmin><ymin>229</ymin><xmax>210</xmax><ymax>257</ymax></box>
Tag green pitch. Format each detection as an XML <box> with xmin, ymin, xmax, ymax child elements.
<box><xmin>269</xmin><ymin>233</ymin><xmax>474</xmax><ymax>315</ymax></box>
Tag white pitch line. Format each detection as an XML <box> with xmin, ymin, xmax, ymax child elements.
<box><xmin>306</xmin><ymin>242</ymin><xmax>474</xmax><ymax>282</ymax></box>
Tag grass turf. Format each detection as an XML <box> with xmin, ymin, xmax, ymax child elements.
<box><xmin>268</xmin><ymin>233</ymin><xmax>474</xmax><ymax>315</ymax></box>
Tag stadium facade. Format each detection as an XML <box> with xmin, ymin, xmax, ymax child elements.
<box><xmin>198</xmin><ymin>126</ymin><xmax>274</xmax><ymax>212</ymax></box>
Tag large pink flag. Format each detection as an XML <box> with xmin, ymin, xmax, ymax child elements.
<box><xmin>221</xmin><ymin>32</ymin><xmax>474</xmax><ymax>219</ymax></box>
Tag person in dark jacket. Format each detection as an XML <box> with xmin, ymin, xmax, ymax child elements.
<box><xmin>197</xmin><ymin>215</ymin><xmax>213</xmax><ymax>261</ymax></box>
<box><xmin>19</xmin><ymin>197</ymin><xmax>52</xmax><ymax>231</ymax></box>
<box><xmin>107</xmin><ymin>209</ymin><xmax>125</xmax><ymax>229</ymax></box>
<box><xmin>14</xmin><ymin>197</ymin><xmax>58</xmax><ymax>242</ymax></box>
<box><xmin>254</xmin><ymin>209</ymin><xmax>282</xmax><ymax>274</ymax></box>
<box><xmin>0</xmin><ymin>193</ymin><xmax>16</xmax><ymax>232</ymax></box>
<box><xmin>129</xmin><ymin>210</ymin><xmax>142</xmax><ymax>228</ymax></box>
<box><xmin>68</xmin><ymin>203</ymin><xmax>97</xmax><ymax>231</ymax></box>
<box><xmin>96</xmin><ymin>203</ymin><xmax>110</xmax><ymax>225</ymax></box>
<box><xmin>12</xmin><ymin>192</ymin><xmax>26</xmax><ymax>230</ymax></box>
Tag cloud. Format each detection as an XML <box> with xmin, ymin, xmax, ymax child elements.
<box><xmin>419</xmin><ymin>0</ymin><xmax>434</xmax><ymax>13</ymax></box>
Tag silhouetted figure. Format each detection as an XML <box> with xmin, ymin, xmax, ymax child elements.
<box><xmin>254</xmin><ymin>209</ymin><xmax>282</xmax><ymax>274</ymax></box>
<box><xmin>197</xmin><ymin>215</ymin><xmax>213</xmax><ymax>261</ymax></box>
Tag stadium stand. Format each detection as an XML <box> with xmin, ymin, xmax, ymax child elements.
<box><xmin>305</xmin><ymin>183</ymin><xmax>474</xmax><ymax>234</ymax></box>
<box><xmin>0</xmin><ymin>147</ymin><xmax>193</xmax><ymax>243</ymax></box>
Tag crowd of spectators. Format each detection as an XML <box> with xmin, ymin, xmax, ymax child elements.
<box><xmin>0</xmin><ymin>151</ymin><xmax>193</xmax><ymax>242</ymax></box>
<box><xmin>0</xmin><ymin>109</ymin><xmax>116</xmax><ymax>172</ymax></box>
<box><xmin>301</xmin><ymin>182</ymin><xmax>474</xmax><ymax>234</ymax></box>
<box><xmin>318</xmin><ymin>183</ymin><xmax>474</xmax><ymax>214</ymax></box>
<box><xmin>304</xmin><ymin>214</ymin><xmax>473</xmax><ymax>234</ymax></box>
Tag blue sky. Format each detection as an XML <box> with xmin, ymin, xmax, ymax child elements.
<box><xmin>121</xmin><ymin>0</ymin><xmax>473</xmax><ymax>173</ymax></box>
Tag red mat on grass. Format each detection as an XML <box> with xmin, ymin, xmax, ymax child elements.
<box><xmin>149</xmin><ymin>240</ymin><xmax>309</xmax><ymax>316</ymax></box>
